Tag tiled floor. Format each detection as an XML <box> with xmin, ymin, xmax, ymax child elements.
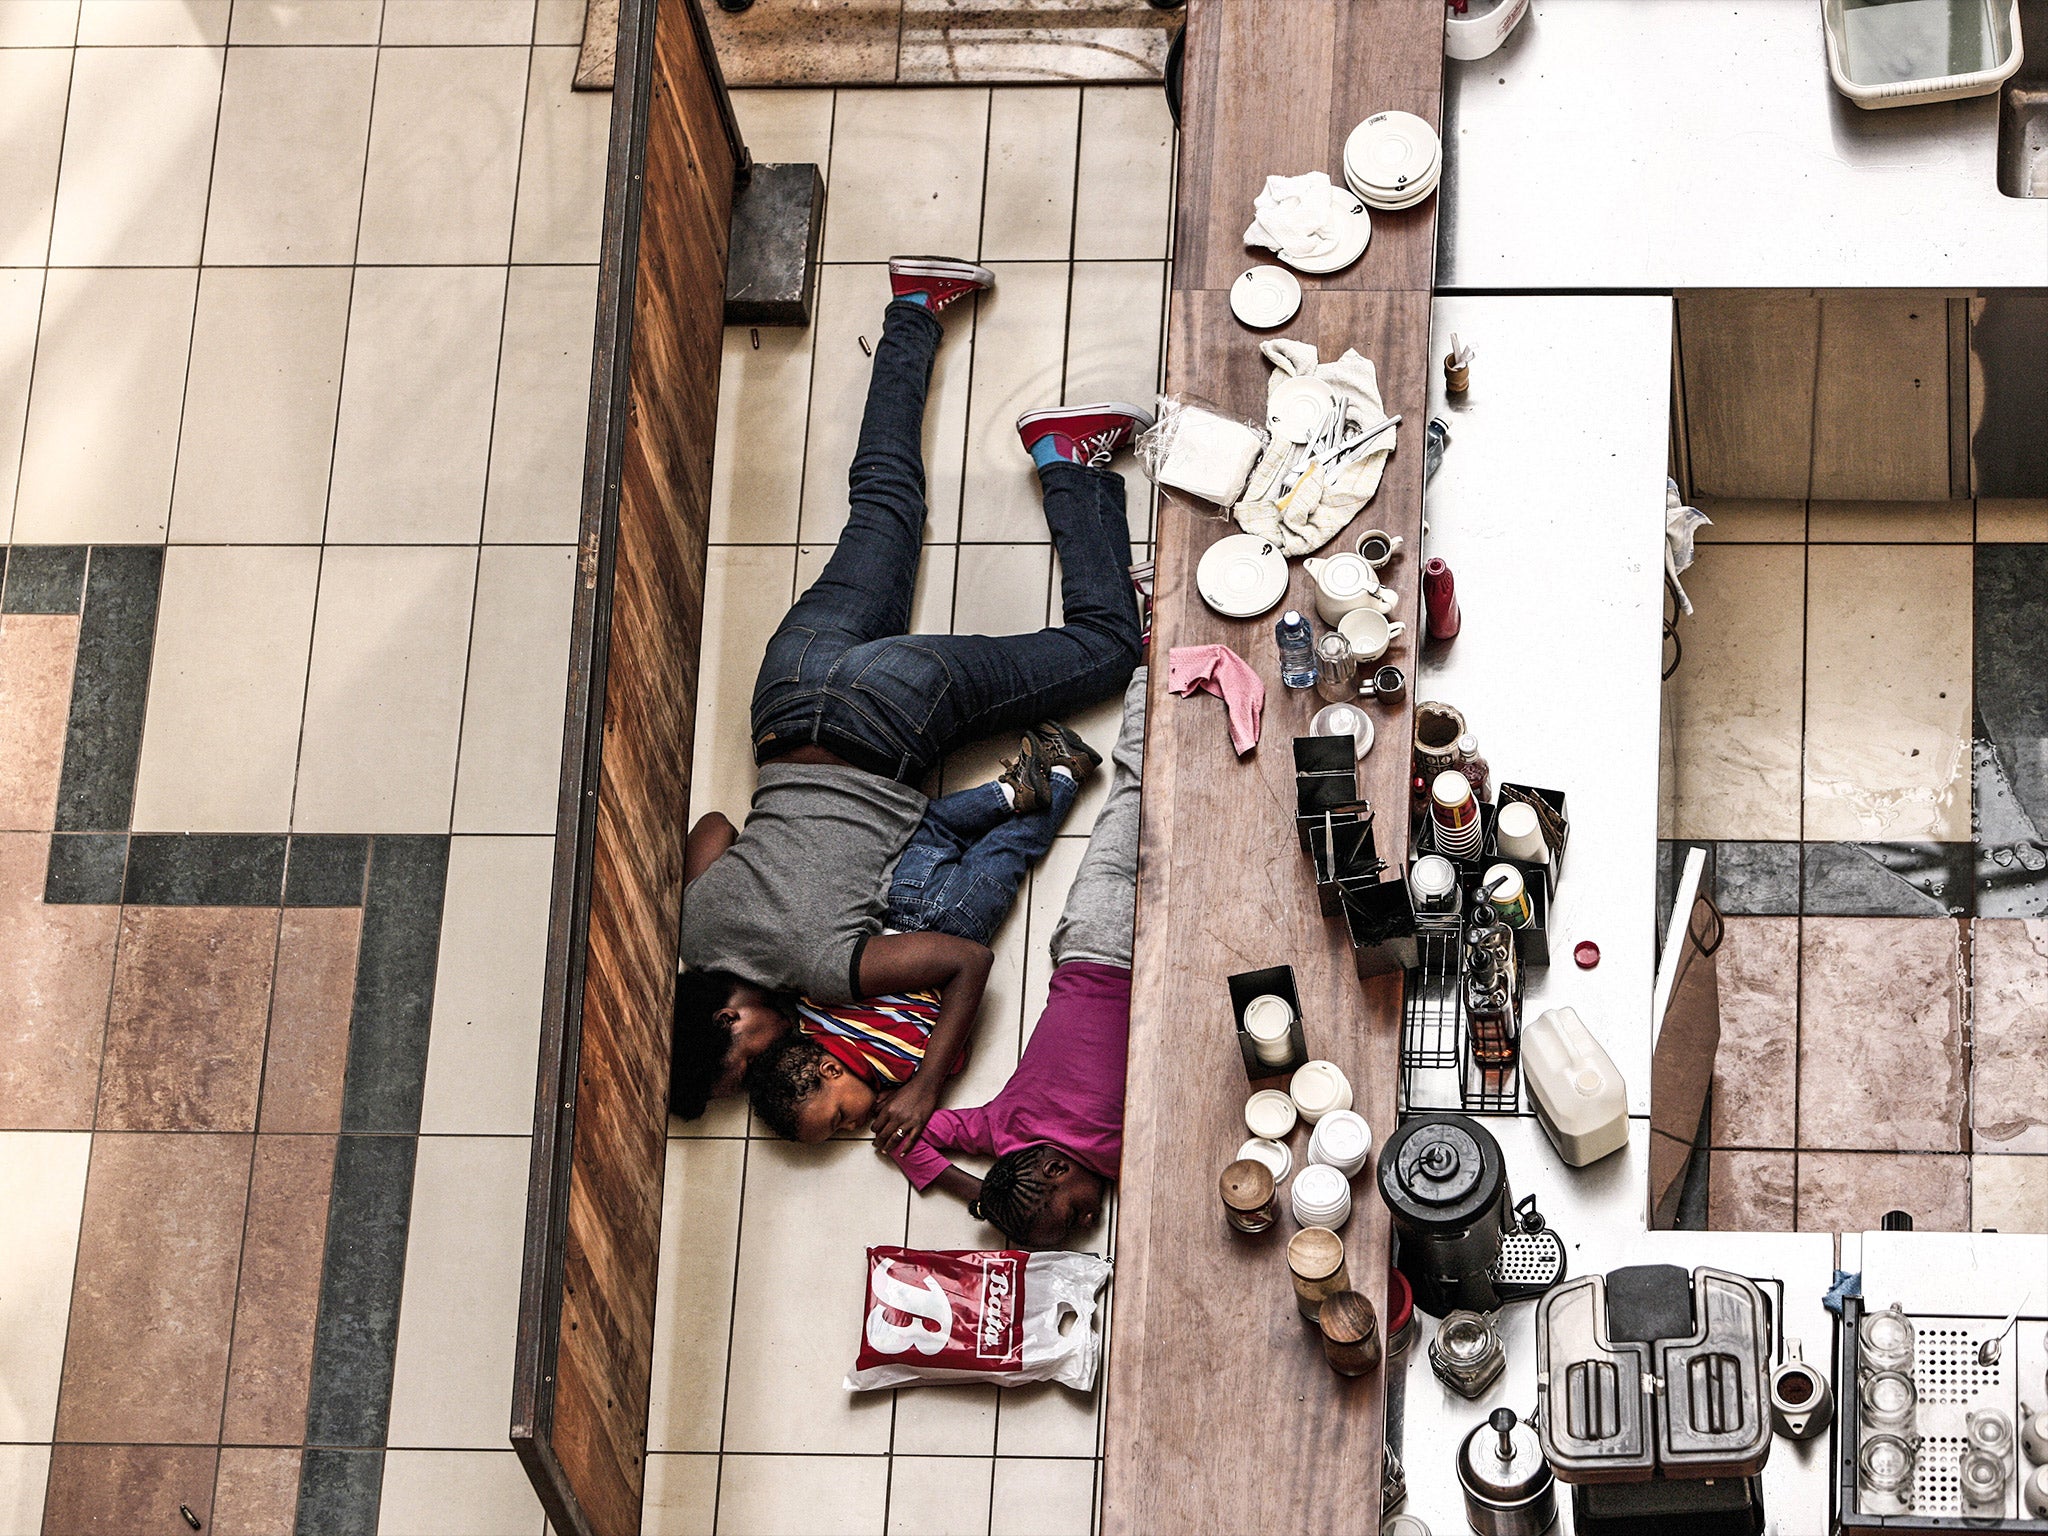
<box><xmin>1664</xmin><ymin>498</ymin><xmax>2048</xmax><ymax>1235</ymax></box>
<box><xmin>0</xmin><ymin>2</ymin><xmax>605</xmax><ymax>1530</ymax></box>
<box><xmin>643</xmin><ymin>83</ymin><xmax>1173</xmax><ymax>1536</ymax></box>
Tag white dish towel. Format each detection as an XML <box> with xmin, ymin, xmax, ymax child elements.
<box><xmin>1244</xmin><ymin>172</ymin><xmax>1339</xmax><ymax>259</ymax></box>
<box><xmin>1234</xmin><ymin>340</ymin><xmax>1396</xmax><ymax>557</ymax></box>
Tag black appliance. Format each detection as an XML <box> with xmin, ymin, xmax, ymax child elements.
<box><xmin>1378</xmin><ymin>1112</ymin><xmax>1513</xmax><ymax>1314</ymax></box>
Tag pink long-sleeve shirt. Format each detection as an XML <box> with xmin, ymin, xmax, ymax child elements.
<box><xmin>891</xmin><ymin>960</ymin><xmax>1131</xmax><ymax>1190</ymax></box>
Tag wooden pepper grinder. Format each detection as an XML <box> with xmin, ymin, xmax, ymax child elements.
<box><xmin>1444</xmin><ymin>333</ymin><xmax>1475</xmax><ymax>397</ymax></box>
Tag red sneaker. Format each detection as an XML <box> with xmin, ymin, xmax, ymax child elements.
<box><xmin>888</xmin><ymin>256</ymin><xmax>995</xmax><ymax>313</ymax></box>
<box><xmin>1016</xmin><ymin>402</ymin><xmax>1155</xmax><ymax>468</ymax></box>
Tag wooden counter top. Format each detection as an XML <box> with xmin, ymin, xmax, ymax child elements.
<box><xmin>1103</xmin><ymin>3</ymin><xmax>1444</xmax><ymax>1530</ymax></box>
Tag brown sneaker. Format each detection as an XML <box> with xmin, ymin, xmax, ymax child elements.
<box><xmin>1027</xmin><ymin>719</ymin><xmax>1102</xmax><ymax>782</ymax></box>
<box><xmin>996</xmin><ymin>735</ymin><xmax>1055</xmax><ymax>815</ymax></box>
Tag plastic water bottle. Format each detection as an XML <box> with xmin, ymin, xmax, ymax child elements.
<box><xmin>1277</xmin><ymin>610</ymin><xmax>1316</xmax><ymax>689</ymax></box>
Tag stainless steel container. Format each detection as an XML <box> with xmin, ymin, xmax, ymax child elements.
<box><xmin>1457</xmin><ymin>1408</ymin><xmax>1557</xmax><ymax>1536</ymax></box>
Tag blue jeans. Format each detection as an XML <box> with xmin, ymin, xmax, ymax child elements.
<box><xmin>886</xmin><ymin>773</ymin><xmax>1078</xmax><ymax>944</ymax></box>
<box><xmin>751</xmin><ymin>300</ymin><xmax>1141</xmax><ymax>783</ymax></box>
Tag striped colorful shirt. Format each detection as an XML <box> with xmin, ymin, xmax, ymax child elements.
<box><xmin>796</xmin><ymin>990</ymin><xmax>945</xmax><ymax>1087</ymax></box>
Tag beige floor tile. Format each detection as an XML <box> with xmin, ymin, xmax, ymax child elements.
<box><xmin>1063</xmin><ymin>260</ymin><xmax>1163</xmax><ymax>407</ymax></box>
<box><xmin>0</xmin><ymin>1445</ymin><xmax>50</xmax><ymax>1536</ymax></box>
<box><xmin>228</xmin><ymin>0</ymin><xmax>384</xmax><ymax>44</ymax></box>
<box><xmin>204</xmin><ymin>45</ymin><xmax>376</xmax><ymax>265</ymax></box>
<box><xmin>961</xmin><ymin>263</ymin><xmax>1070</xmax><ymax>542</ymax></box>
<box><xmin>328</xmin><ymin>266</ymin><xmax>506</xmax><ymax>542</ymax></box>
<box><xmin>358</xmin><ymin>46</ymin><xmax>527</xmax><ymax>264</ymax></box>
<box><xmin>1691</xmin><ymin>497</ymin><xmax>1806</xmax><ymax>543</ymax></box>
<box><xmin>381</xmin><ymin>0</ymin><xmax>532</xmax><ymax>42</ymax></box>
<box><xmin>711</xmin><ymin>324</ymin><xmax>816</xmax><ymax>545</ymax></box>
<box><xmin>485</xmin><ymin>265</ymin><xmax>600</xmax><ymax>543</ymax></box>
<box><xmin>293</xmin><ymin>544</ymin><xmax>477</xmax><ymax>832</ymax></box>
<box><xmin>1707</xmin><ymin>1149</ymin><xmax>1796</xmax><ymax>1231</ymax></box>
<box><xmin>533</xmin><ymin>0</ymin><xmax>581</xmax><ymax>43</ymax></box>
<box><xmin>1664</xmin><ymin>544</ymin><xmax>1805</xmax><ymax>841</ymax></box>
<box><xmin>78</xmin><ymin>0</ymin><xmax>228</xmax><ymax>43</ymax></box>
<box><xmin>386</xmin><ymin>1135</ymin><xmax>530</xmax><ymax>1448</ymax></box>
<box><xmin>0</xmin><ymin>616</ymin><xmax>77</xmax><ymax>833</ymax></box>
<box><xmin>722</xmin><ymin>1139</ymin><xmax>905</xmax><ymax>1455</ymax></box>
<box><xmin>673</xmin><ymin>1082</ymin><xmax>752</xmax><ymax>1139</ymax></box>
<box><xmin>377</xmin><ymin>1450</ymin><xmax>548</xmax><ymax>1536</ymax></box>
<box><xmin>1804</xmin><ymin>543</ymin><xmax>1972</xmax><ymax>844</ymax></box>
<box><xmin>131</xmin><ymin>546</ymin><xmax>319</xmax><ymax>833</ymax></box>
<box><xmin>0</xmin><ymin>273</ymin><xmax>40</xmax><ymax>543</ymax></box>
<box><xmin>0</xmin><ymin>1130</ymin><xmax>91</xmax><ymax>1440</ymax></box>
<box><xmin>989</xmin><ymin>1458</ymin><xmax>1093</xmax><ymax>1536</ymax></box>
<box><xmin>48</xmin><ymin>45</ymin><xmax>221</xmax><ymax>265</ymax></box>
<box><xmin>642</xmin><ymin>1453</ymin><xmax>720</xmax><ymax>1536</ymax></box>
<box><xmin>646</xmin><ymin>1138</ymin><xmax>746</xmax><ymax>1453</ymax></box>
<box><xmin>1972</xmin><ymin>1154</ymin><xmax>2048</xmax><ymax>1232</ymax></box>
<box><xmin>1977</xmin><ymin>499</ymin><xmax>2048</xmax><ymax>541</ymax></box>
<box><xmin>994</xmin><ymin>1382</ymin><xmax>1099</xmax><ymax>1461</ymax></box>
<box><xmin>1968</xmin><ymin>918</ymin><xmax>2048</xmax><ymax>1155</ymax></box>
<box><xmin>731</xmin><ymin>87</ymin><xmax>835</xmax><ymax>168</ymax></box>
<box><xmin>0</xmin><ymin>50</ymin><xmax>70</xmax><ymax>268</ymax></box>
<box><xmin>888</xmin><ymin>1457</ymin><xmax>991</xmax><ymax>1536</ymax></box>
<box><xmin>170</xmin><ymin>267</ymin><xmax>352</xmax><ymax>542</ymax></box>
<box><xmin>13</xmin><ymin>267</ymin><xmax>196</xmax><ymax>543</ymax></box>
<box><xmin>453</xmin><ymin>545</ymin><xmax>576</xmax><ymax>833</ymax></box>
<box><xmin>419</xmin><ymin>836</ymin><xmax>555</xmax><ymax>1134</ymax></box>
<box><xmin>824</xmin><ymin>88</ymin><xmax>989</xmax><ymax>264</ymax></box>
<box><xmin>718</xmin><ymin>1455</ymin><xmax>889</xmax><ymax>1536</ymax></box>
<box><xmin>1807</xmin><ymin>500</ymin><xmax>1972</xmax><ymax>542</ymax></box>
<box><xmin>688</xmin><ymin>544</ymin><xmax>794</xmax><ymax>828</ymax></box>
<box><xmin>0</xmin><ymin>2</ymin><xmax>79</xmax><ymax>44</ymax></box>
<box><xmin>512</xmin><ymin>47</ymin><xmax>609</xmax><ymax>264</ymax></box>
<box><xmin>981</xmin><ymin>87</ymin><xmax>1078</xmax><ymax>261</ymax></box>
<box><xmin>1708</xmin><ymin>916</ymin><xmax>1799</xmax><ymax>1148</ymax></box>
<box><xmin>1072</xmin><ymin>86</ymin><xmax>1173</xmax><ymax>261</ymax></box>
<box><xmin>799</xmin><ymin>262</ymin><xmax>972</xmax><ymax>547</ymax></box>
<box><xmin>1796</xmin><ymin>1149</ymin><xmax>1969</xmax><ymax>1233</ymax></box>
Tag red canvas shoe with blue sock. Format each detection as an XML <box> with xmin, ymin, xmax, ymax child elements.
<box><xmin>888</xmin><ymin>256</ymin><xmax>995</xmax><ymax>313</ymax></box>
<box><xmin>1015</xmin><ymin>402</ymin><xmax>1155</xmax><ymax>469</ymax></box>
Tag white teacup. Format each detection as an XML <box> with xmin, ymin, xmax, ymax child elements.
<box><xmin>1338</xmin><ymin>606</ymin><xmax>1407</xmax><ymax>662</ymax></box>
<box><xmin>1353</xmin><ymin>528</ymin><xmax>1405</xmax><ymax>568</ymax></box>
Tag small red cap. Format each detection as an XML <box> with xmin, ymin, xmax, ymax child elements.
<box><xmin>1574</xmin><ymin>940</ymin><xmax>1601</xmax><ymax>969</ymax></box>
<box><xmin>1385</xmin><ymin>1265</ymin><xmax>1413</xmax><ymax>1336</ymax></box>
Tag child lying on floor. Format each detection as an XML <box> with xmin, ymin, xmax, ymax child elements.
<box><xmin>885</xmin><ymin>669</ymin><xmax>1145</xmax><ymax>1250</ymax></box>
<box><xmin>746</xmin><ymin>990</ymin><xmax>950</xmax><ymax>1142</ymax></box>
<box><xmin>672</xmin><ymin>720</ymin><xmax>1100</xmax><ymax>1126</ymax></box>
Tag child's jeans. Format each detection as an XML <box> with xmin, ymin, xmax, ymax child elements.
<box><xmin>884</xmin><ymin>773</ymin><xmax>1079</xmax><ymax>945</ymax></box>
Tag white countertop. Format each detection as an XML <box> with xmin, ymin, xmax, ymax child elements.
<box><xmin>1439</xmin><ymin>0</ymin><xmax>2048</xmax><ymax>290</ymax></box>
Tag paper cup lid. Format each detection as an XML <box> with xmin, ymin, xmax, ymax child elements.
<box><xmin>1289</xmin><ymin>1060</ymin><xmax>1350</xmax><ymax>1115</ymax></box>
<box><xmin>1312</xmin><ymin>1110</ymin><xmax>1372</xmax><ymax>1163</ymax></box>
<box><xmin>1242</xmin><ymin>993</ymin><xmax>1293</xmax><ymax>1041</ymax></box>
<box><xmin>1238</xmin><ymin>1136</ymin><xmax>1293</xmax><ymax>1181</ymax></box>
<box><xmin>1292</xmin><ymin>1163</ymin><xmax>1350</xmax><ymax>1210</ymax></box>
<box><xmin>1245</xmin><ymin>1089</ymin><xmax>1299</xmax><ymax>1140</ymax></box>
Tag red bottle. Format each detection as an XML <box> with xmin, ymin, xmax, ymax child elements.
<box><xmin>1423</xmin><ymin>556</ymin><xmax>1461</xmax><ymax>642</ymax></box>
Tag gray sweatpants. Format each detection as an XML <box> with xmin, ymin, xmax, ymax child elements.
<box><xmin>1050</xmin><ymin>666</ymin><xmax>1145</xmax><ymax>970</ymax></box>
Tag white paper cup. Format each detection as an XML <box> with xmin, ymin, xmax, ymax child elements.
<box><xmin>1243</xmin><ymin>993</ymin><xmax>1295</xmax><ymax>1066</ymax></box>
<box><xmin>1497</xmin><ymin>799</ymin><xmax>1547</xmax><ymax>863</ymax></box>
<box><xmin>1245</xmin><ymin>1089</ymin><xmax>1299</xmax><ymax>1140</ymax></box>
<box><xmin>1308</xmin><ymin>1110</ymin><xmax>1373</xmax><ymax>1178</ymax></box>
<box><xmin>1237</xmin><ymin>1136</ymin><xmax>1294</xmax><ymax>1183</ymax></box>
<box><xmin>1290</xmin><ymin>1163</ymin><xmax>1353</xmax><ymax>1229</ymax></box>
<box><xmin>1289</xmin><ymin>1060</ymin><xmax>1354</xmax><ymax>1123</ymax></box>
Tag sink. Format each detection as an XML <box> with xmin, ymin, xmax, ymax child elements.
<box><xmin>1998</xmin><ymin>0</ymin><xmax>2048</xmax><ymax>194</ymax></box>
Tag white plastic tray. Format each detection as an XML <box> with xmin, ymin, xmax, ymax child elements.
<box><xmin>1823</xmin><ymin>0</ymin><xmax>2025</xmax><ymax>109</ymax></box>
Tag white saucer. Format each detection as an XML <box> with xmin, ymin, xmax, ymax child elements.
<box><xmin>1230</xmin><ymin>264</ymin><xmax>1302</xmax><ymax>329</ymax></box>
<box><xmin>1351</xmin><ymin>161</ymin><xmax>1440</xmax><ymax>212</ymax></box>
<box><xmin>1279</xmin><ymin>194</ymin><xmax>1371</xmax><ymax>275</ymax></box>
<box><xmin>1196</xmin><ymin>533</ymin><xmax>1289</xmax><ymax>619</ymax></box>
<box><xmin>1267</xmin><ymin>376</ymin><xmax>1337</xmax><ymax>443</ymax></box>
<box><xmin>1310</xmin><ymin>702</ymin><xmax>1375</xmax><ymax>757</ymax></box>
<box><xmin>1345</xmin><ymin>111</ymin><xmax>1441</xmax><ymax>193</ymax></box>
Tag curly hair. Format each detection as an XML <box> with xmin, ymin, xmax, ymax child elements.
<box><xmin>970</xmin><ymin>1143</ymin><xmax>1065</xmax><ymax>1245</ymax></box>
<box><xmin>744</xmin><ymin>1032</ymin><xmax>831</xmax><ymax>1142</ymax></box>
<box><xmin>670</xmin><ymin>969</ymin><xmax>745</xmax><ymax>1120</ymax></box>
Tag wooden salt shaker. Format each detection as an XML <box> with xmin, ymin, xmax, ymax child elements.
<box><xmin>1318</xmin><ymin>1290</ymin><xmax>1383</xmax><ymax>1377</ymax></box>
<box><xmin>1288</xmin><ymin>1227</ymin><xmax>1350</xmax><ymax>1320</ymax></box>
<box><xmin>1220</xmin><ymin>1158</ymin><xmax>1277</xmax><ymax>1234</ymax></box>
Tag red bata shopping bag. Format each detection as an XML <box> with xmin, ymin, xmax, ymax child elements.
<box><xmin>845</xmin><ymin>1246</ymin><xmax>1112</xmax><ymax>1392</ymax></box>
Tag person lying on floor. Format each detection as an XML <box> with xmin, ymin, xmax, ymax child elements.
<box><xmin>672</xmin><ymin>254</ymin><xmax>1150</xmax><ymax>1153</ymax></box>
<box><xmin>879</xmin><ymin>669</ymin><xmax>1146</xmax><ymax>1250</ymax></box>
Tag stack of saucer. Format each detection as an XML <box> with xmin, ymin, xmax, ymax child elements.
<box><xmin>1431</xmin><ymin>771</ymin><xmax>1482</xmax><ymax>859</ymax></box>
<box><xmin>1291</xmin><ymin>1163</ymin><xmax>1353</xmax><ymax>1230</ymax></box>
<box><xmin>1344</xmin><ymin>111</ymin><xmax>1442</xmax><ymax>211</ymax></box>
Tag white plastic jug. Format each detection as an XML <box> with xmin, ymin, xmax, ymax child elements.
<box><xmin>1522</xmin><ymin>1007</ymin><xmax>1629</xmax><ymax>1166</ymax></box>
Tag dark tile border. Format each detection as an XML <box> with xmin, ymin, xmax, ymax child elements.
<box><xmin>43</xmin><ymin>833</ymin><xmax>130</xmax><ymax>905</ymax></box>
<box><xmin>1660</xmin><ymin>839</ymin><xmax>1978</xmax><ymax>918</ymax></box>
<box><xmin>1</xmin><ymin>543</ymin><xmax>88</xmax><ymax>615</ymax></box>
<box><xmin>55</xmin><ymin>545</ymin><xmax>163</xmax><ymax>833</ymax></box>
<box><xmin>124</xmin><ymin>833</ymin><xmax>288</xmax><ymax>906</ymax></box>
<box><xmin>339</xmin><ymin>837</ymin><xmax>451</xmax><ymax>1136</ymax></box>
<box><xmin>286</xmin><ymin>836</ymin><xmax>371</xmax><ymax>908</ymax></box>
<box><xmin>295</xmin><ymin>1446</ymin><xmax>385</xmax><ymax>1536</ymax></box>
<box><xmin>304</xmin><ymin>1135</ymin><xmax>418</xmax><ymax>1452</ymax></box>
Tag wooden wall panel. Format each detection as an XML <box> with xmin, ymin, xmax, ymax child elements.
<box><xmin>514</xmin><ymin>1</ymin><xmax>741</xmax><ymax>1533</ymax></box>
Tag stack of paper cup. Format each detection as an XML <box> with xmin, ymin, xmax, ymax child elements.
<box><xmin>1289</xmin><ymin>1060</ymin><xmax>1354</xmax><ymax>1123</ymax></box>
<box><xmin>1291</xmin><ymin>1163</ymin><xmax>1353</xmax><ymax>1230</ymax></box>
<box><xmin>1242</xmin><ymin>992</ymin><xmax>1295</xmax><ymax>1069</ymax></box>
<box><xmin>1496</xmin><ymin>799</ymin><xmax>1548</xmax><ymax>863</ymax></box>
<box><xmin>1237</xmin><ymin>1136</ymin><xmax>1294</xmax><ymax>1182</ymax></box>
<box><xmin>1308</xmin><ymin>1110</ymin><xmax>1373</xmax><ymax>1179</ymax></box>
<box><xmin>1431</xmin><ymin>771</ymin><xmax>1482</xmax><ymax>859</ymax></box>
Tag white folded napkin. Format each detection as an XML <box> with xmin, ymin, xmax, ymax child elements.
<box><xmin>1244</xmin><ymin>172</ymin><xmax>1338</xmax><ymax>257</ymax></box>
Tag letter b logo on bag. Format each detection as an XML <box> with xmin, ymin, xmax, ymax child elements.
<box><xmin>864</xmin><ymin>1260</ymin><xmax>954</xmax><ymax>1357</ymax></box>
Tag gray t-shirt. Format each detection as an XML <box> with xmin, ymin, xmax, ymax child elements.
<box><xmin>678</xmin><ymin>762</ymin><xmax>929</xmax><ymax>1004</ymax></box>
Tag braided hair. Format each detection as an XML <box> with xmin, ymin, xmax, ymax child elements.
<box><xmin>970</xmin><ymin>1143</ymin><xmax>1065</xmax><ymax>1245</ymax></box>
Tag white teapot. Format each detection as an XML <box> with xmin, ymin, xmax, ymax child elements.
<box><xmin>1304</xmin><ymin>551</ymin><xmax>1398</xmax><ymax>626</ymax></box>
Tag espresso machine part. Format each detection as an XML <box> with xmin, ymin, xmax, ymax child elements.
<box><xmin>1768</xmin><ymin>1340</ymin><xmax>1832</xmax><ymax>1442</ymax></box>
<box><xmin>1485</xmin><ymin>1193</ymin><xmax>1568</xmax><ymax>1303</ymax></box>
<box><xmin>1458</xmin><ymin>1408</ymin><xmax>1557</xmax><ymax>1536</ymax></box>
<box><xmin>1377</xmin><ymin>1112</ymin><xmax>1512</xmax><ymax>1315</ymax></box>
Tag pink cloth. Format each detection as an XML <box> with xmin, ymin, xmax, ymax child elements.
<box><xmin>892</xmin><ymin>960</ymin><xmax>1130</xmax><ymax>1191</ymax></box>
<box><xmin>1167</xmin><ymin>643</ymin><xmax>1265</xmax><ymax>756</ymax></box>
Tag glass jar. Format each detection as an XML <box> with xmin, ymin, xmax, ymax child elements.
<box><xmin>1967</xmin><ymin>1407</ymin><xmax>2015</xmax><ymax>1459</ymax></box>
<box><xmin>1219</xmin><ymin>1158</ymin><xmax>1277</xmax><ymax>1234</ymax></box>
<box><xmin>1859</xmin><ymin>1369</ymin><xmax>1917</xmax><ymax>1434</ymax></box>
<box><xmin>1430</xmin><ymin>1309</ymin><xmax>1505</xmax><ymax>1399</ymax></box>
<box><xmin>1961</xmin><ymin>1445</ymin><xmax>2010</xmax><ymax>1516</ymax></box>
<box><xmin>1857</xmin><ymin>1433</ymin><xmax>1916</xmax><ymax>1516</ymax></box>
<box><xmin>1859</xmin><ymin>1303</ymin><xmax>1916</xmax><ymax>1375</ymax></box>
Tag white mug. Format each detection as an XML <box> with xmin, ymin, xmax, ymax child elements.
<box><xmin>1338</xmin><ymin>606</ymin><xmax>1407</xmax><ymax>662</ymax></box>
<box><xmin>1353</xmin><ymin>528</ymin><xmax>1405</xmax><ymax>568</ymax></box>
<box><xmin>1303</xmin><ymin>552</ymin><xmax>1397</xmax><ymax>626</ymax></box>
